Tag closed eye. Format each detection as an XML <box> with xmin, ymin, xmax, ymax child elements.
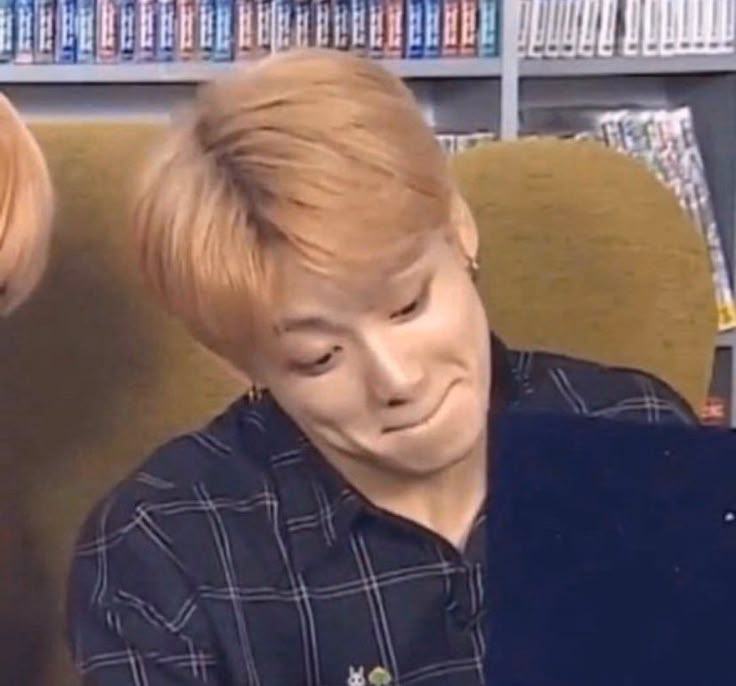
<box><xmin>390</xmin><ymin>278</ymin><xmax>430</xmax><ymax>321</ymax></box>
<box><xmin>294</xmin><ymin>346</ymin><xmax>341</xmax><ymax>375</ymax></box>
<box><xmin>311</xmin><ymin>351</ymin><xmax>334</xmax><ymax>367</ymax></box>
<box><xmin>391</xmin><ymin>298</ymin><xmax>420</xmax><ymax>319</ymax></box>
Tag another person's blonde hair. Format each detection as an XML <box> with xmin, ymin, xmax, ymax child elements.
<box><xmin>132</xmin><ymin>48</ymin><xmax>454</xmax><ymax>373</ymax></box>
<box><xmin>0</xmin><ymin>95</ymin><xmax>54</xmax><ymax>316</ymax></box>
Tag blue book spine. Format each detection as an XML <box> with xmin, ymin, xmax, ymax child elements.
<box><xmin>333</xmin><ymin>0</ymin><xmax>349</xmax><ymax>49</ymax></box>
<box><xmin>55</xmin><ymin>0</ymin><xmax>76</xmax><ymax>62</ymax></box>
<box><xmin>367</xmin><ymin>0</ymin><xmax>383</xmax><ymax>55</ymax></box>
<box><xmin>33</xmin><ymin>0</ymin><xmax>53</xmax><ymax>61</ymax></box>
<box><xmin>14</xmin><ymin>0</ymin><xmax>33</xmax><ymax>62</ymax></box>
<box><xmin>312</xmin><ymin>0</ymin><xmax>331</xmax><ymax>47</ymax></box>
<box><xmin>405</xmin><ymin>0</ymin><xmax>423</xmax><ymax>56</ymax></box>
<box><xmin>254</xmin><ymin>0</ymin><xmax>270</xmax><ymax>52</ymax></box>
<box><xmin>272</xmin><ymin>0</ymin><xmax>290</xmax><ymax>51</ymax></box>
<box><xmin>349</xmin><ymin>0</ymin><xmax>366</xmax><ymax>52</ymax></box>
<box><xmin>197</xmin><ymin>0</ymin><xmax>215</xmax><ymax>58</ymax></box>
<box><xmin>75</xmin><ymin>0</ymin><xmax>94</xmax><ymax>61</ymax></box>
<box><xmin>117</xmin><ymin>0</ymin><xmax>135</xmax><ymax>59</ymax></box>
<box><xmin>422</xmin><ymin>0</ymin><xmax>439</xmax><ymax>56</ymax></box>
<box><xmin>213</xmin><ymin>0</ymin><xmax>232</xmax><ymax>59</ymax></box>
<box><xmin>292</xmin><ymin>0</ymin><xmax>309</xmax><ymax>48</ymax></box>
<box><xmin>478</xmin><ymin>0</ymin><xmax>495</xmax><ymax>55</ymax></box>
<box><xmin>0</xmin><ymin>0</ymin><xmax>14</xmax><ymax>62</ymax></box>
<box><xmin>157</xmin><ymin>0</ymin><xmax>175</xmax><ymax>59</ymax></box>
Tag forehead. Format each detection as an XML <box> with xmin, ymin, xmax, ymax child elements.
<box><xmin>269</xmin><ymin>232</ymin><xmax>450</xmax><ymax>321</ymax></box>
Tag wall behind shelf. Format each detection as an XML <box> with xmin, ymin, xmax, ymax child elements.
<box><xmin>2</xmin><ymin>83</ymin><xmax>191</xmax><ymax>118</ymax></box>
<box><xmin>1</xmin><ymin>78</ymin><xmax>456</xmax><ymax>129</ymax></box>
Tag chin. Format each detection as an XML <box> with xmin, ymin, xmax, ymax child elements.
<box><xmin>381</xmin><ymin>418</ymin><xmax>486</xmax><ymax>478</ymax></box>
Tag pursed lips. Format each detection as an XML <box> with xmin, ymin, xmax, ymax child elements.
<box><xmin>382</xmin><ymin>381</ymin><xmax>457</xmax><ymax>433</ymax></box>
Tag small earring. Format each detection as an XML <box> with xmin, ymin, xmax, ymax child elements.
<box><xmin>246</xmin><ymin>384</ymin><xmax>265</xmax><ymax>403</ymax></box>
<box><xmin>468</xmin><ymin>255</ymin><xmax>480</xmax><ymax>282</ymax></box>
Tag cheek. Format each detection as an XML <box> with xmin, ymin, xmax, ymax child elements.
<box><xmin>269</xmin><ymin>371</ymin><xmax>369</xmax><ymax>430</ymax></box>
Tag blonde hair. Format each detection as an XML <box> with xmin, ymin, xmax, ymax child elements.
<box><xmin>0</xmin><ymin>95</ymin><xmax>54</xmax><ymax>316</ymax></box>
<box><xmin>132</xmin><ymin>48</ymin><xmax>453</xmax><ymax>371</ymax></box>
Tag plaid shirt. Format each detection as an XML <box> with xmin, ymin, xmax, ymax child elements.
<box><xmin>67</xmin><ymin>338</ymin><xmax>696</xmax><ymax>686</ymax></box>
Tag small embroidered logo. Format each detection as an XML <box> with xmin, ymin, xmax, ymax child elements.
<box><xmin>368</xmin><ymin>666</ymin><xmax>393</xmax><ymax>685</ymax></box>
<box><xmin>347</xmin><ymin>665</ymin><xmax>366</xmax><ymax>686</ymax></box>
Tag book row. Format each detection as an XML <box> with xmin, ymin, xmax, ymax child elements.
<box><xmin>0</xmin><ymin>0</ymin><xmax>499</xmax><ymax>63</ymax></box>
<box><xmin>520</xmin><ymin>0</ymin><xmax>736</xmax><ymax>59</ymax></box>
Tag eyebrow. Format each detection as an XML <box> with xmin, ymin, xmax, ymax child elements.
<box><xmin>275</xmin><ymin>271</ymin><xmax>433</xmax><ymax>336</ymax></box>
<box><xmin>275</xmin><ymin>315</ymin><xmax>343</xmax><ymax>336</ymax></box>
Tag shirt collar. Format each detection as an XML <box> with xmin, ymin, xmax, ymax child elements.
<box><xmin>236</xmin><ymin>395</ymin><xmax>364</xmax><ymax>575</ymax></box>
<box><xmin>238</xmin><ymin>331</ymin><xmax>513</xmax><ymax>575</ymax></box>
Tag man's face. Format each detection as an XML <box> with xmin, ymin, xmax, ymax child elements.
<box><xmin>253</xmin><ymin>231</ymin><xmax>491</xmax><ymax>478</ymax></box>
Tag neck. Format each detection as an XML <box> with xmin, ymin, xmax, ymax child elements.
<box><xmin>317</xmin><ymin>430</ymin><xmax>488</xmax><ymax>552</ymax></box>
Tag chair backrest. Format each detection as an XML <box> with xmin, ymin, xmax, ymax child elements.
<box><xmin>0</xmin><ymin>121</ymin><xmax>241</xmax><ymax>686</ymax></box>
<box><xmin>0</xmin><ymin>125</ymin><xmax>718</xmax><ymax>686</ymax></box>
<box><xmin>451</xmin><ymin>137</ymin><xmax>718</xmax><ymax>414</ymax></box>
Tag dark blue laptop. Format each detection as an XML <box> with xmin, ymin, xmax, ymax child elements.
<box><xmin>486</xmin><ymin>412</ymin><xmax>736</xmax><ymax>686</ymax></box>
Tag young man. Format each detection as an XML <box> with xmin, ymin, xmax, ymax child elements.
<box><xmin>67</xmin><ymin>49</ymin><xmax>695</xmax><ymax>686</ymax></box>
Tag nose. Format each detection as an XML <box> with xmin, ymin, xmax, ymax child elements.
<box><xmin>363</xmin><ymin>334</ymin><xmax>424</xmax><ymax>407</ymax></box>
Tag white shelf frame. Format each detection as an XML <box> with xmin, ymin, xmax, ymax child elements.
<box><xmin>0</xmin><ymin>58</ymin><xmax>502</xmax><ymax>83</ymax></box>
<box><xmin>520</xmin><ymin>55</ymin><xmax>736</xmax><ymax>78</ymax></box>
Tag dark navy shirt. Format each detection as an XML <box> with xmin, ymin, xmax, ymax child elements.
<box><xmin>67</xmin><ymin>338</ymin><xmax>696</xmax><ymax>686</ymax></box>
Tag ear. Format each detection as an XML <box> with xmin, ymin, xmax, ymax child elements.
<box><xmin>449</xmin><ymin>191</ymin><xmax>479</xmax><ymax>262</ymax></box>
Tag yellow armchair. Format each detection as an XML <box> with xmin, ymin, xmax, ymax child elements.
<box><xmin>451</xmin><ymin>137</ymin><xmax>718</xmax><ymax>415</ymax></box>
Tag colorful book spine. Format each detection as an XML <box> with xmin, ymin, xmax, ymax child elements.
<box><xmin>406</xmin><ymin>0</ymin><xmax>424</xmax><ymax>57</ymax></box>
<box><xmin>333</xmin><ymin>0</ymin><xmax>350</xmax><ymax>49</ymax></box>
<box><xmin>213</xmin><ymin>0</ymin><xmax>233</xmax><ymax>58</ymax></box>
<box><xmin>367</xmin><ymin>0</ymin><xmax>383</xmax><ymax>56</ymax></box>
<box><xmin>33</xmin><ymin>0</ymin><xmax>54</xmax><ymax>63</ymax></box>
<box><xmin>478</xmin><ymin>0</ymin><xmax>496</xmax><ymax>55</ymax></box>
<box><xmin>95</xmin><ymin>0</ymin><xmax>117</xmax><ymax>61</ymax></box>
<box><xmin>15</xmin><ymin>0</ymin><xmax>34</xmax><ymax>63</ymax></box>
<box><xmin>292</xmin><ymin>0</ymin><xmax>311</xmax><ymax>48</ymax></box>
<box><xmin>0</xmin><ymin>0</ymin><xmax>12</xmax><ymax>61</ymax></box>
<box><xmin>254</xmin><ymin>0</ymin><xmax>270</xmax><ymax>53</ymax></box>
<box><xmin>177</xmin><ymin>0</ymin><xmax>197</xmax><ymax>58</ymax></box>
<box><xmin>350</xmin><ymin>0</ymin><xmax>368</xmax><ymax>52</ymax></box>
<box><xmin>313</xmin><ymin>0</ymin><xmax>332</xmax><ymax>47</ymax></box>
<box><xmin>423</xmin><ymin>0</ymin><xmax>440</xmax><ymax>56</ymax></box>
<box><xmin>157</xmin><ymin>0</ymin><xmax>176</xmax><ymax>60</ymax></box>
<box><xmin>55</xmin><ymin>0</ymin><xmax>77</xmax><ymax>62</ymax></box>
<box><xmin>385</xmin><ymin>0</ymin><xmax>403</xmax><ymax>56</ymax></box>
<box><xmin>273</xmin><ymin>0</ymin><xmax>291</xmax><ymax>51</ymax></box>
<box><xmin>196</xmin><ymin>0</ymin><xmax>215</xmax><ymax>57</ymax></box>
<box><xmin>118</xmin><ymin>0</ymin><xmax>136</xmax><ymax>60</ymax></box>
<box><xmin>442</xmin><ymin>0</ymin><xmax>460</xmax><ymax>55</ymax></box>
<box><xmin>136</xmin><ymin>0</ymin><xmax>156</xmax><ymax>60</ymax></box>
<box><xmin>459</xmin><ymin>0</ymin><xmax>477</xmax><ymax>55</ymax></box>
<box><xmin>76</xmin><ymin>0</ymin><xmax>95</xmax><ymax>61</ymax></box>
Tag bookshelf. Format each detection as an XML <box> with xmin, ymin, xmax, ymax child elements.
<box><xmin>0</xmin><ymin>0</ymin><xmax>733</xmax><ymax>424</ymax></box>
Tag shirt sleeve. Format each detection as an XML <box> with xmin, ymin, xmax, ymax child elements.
<box><xmin>604</xmin><ymin>368</ymin><xmax>699</xmax><ymax>426</ymax></box>
<box><xmin>66</xmin><ymin>496</ymin><xmax>225</xmax><ymax>686</ymax></box>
